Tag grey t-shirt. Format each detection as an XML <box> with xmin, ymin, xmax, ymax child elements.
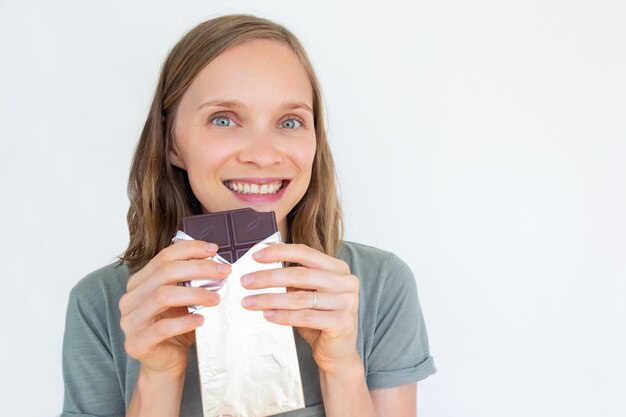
<box><xmin>61</xmin><ymin>241</ymin><xmax>436</xmax><ymax>417</ymax></box>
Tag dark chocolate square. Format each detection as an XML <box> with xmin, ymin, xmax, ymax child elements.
<box><xmin>182</xmin><ymin>208</ymin><xmax>277</xmax><ymax>263</ymax></box>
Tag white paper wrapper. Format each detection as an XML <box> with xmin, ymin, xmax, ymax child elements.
<box><xmin>172</xmin><ymin>231</ymin><xmax>305</xmax><ymax>417</ymax></box>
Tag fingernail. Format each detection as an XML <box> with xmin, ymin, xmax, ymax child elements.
<box><xmin>241</xmin><ymin>296</ymin><xmax>255</xmax><ymax>307</ymax></box>
<box><xmin>241</xmin><ymin>274</ymin><xmax>255</xmax><ymax>286</ymax></box>
<box><xmin>263</xmin><ymin>310</ymin><xmax>276</xmax><ymax>318</ymax></box>
<box><xmin>252</xmin><ymin>250</ymin><xmax>264</xmax><ymax>260</ymax></box>
<box><xmin>206</xmin><ymin>242</ymin><xmax>218</xmax><ymax>252</ymax></box>
<box><xmin>217</xmin><ymin>263</ymin><xmax>230</xmax><ymax>274</ymax></box>
<box><xmin>192</xmin><ymin>313</ymin><xmax>205</xmax><ymax>325</ymax></box>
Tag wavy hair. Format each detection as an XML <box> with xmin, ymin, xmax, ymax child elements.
<box><xmin>121</xmin><ymin>14</ymin><xmax>343</xmax><ymax>273</ymax></box>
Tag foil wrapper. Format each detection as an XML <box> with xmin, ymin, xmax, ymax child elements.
<box><xmin>172</xmin><ymin>231</ymin><xmax>305</xmax><ymax>417</ymax></box>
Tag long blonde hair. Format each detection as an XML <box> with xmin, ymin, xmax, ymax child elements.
<box><xmin>121</xmin><ymin>14</ymin><xmax>343</xmax><ymax>273</ymax></box>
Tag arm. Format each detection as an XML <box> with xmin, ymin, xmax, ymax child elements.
<box><xmin>119</xmin><ymin>240</ymin><xmax>229</xmax><ymax>417</ymax></box>
<box><xmin>62</xmin><ymin>240</ymin><xmax>227</xmax><ymax>417</ymax></box>
<box><xmin>318</xmin><ymin>353</ymin><xmax>377</xmax><ymax>417</ymax></box>
<box><xmin>126</xmin><ymin>367</ymin><xmax>186</xmax><ymax>417</ymax></box>
<box><xmin>370</xmin><ymin>383</ymin><xmax>417</xmax><ymax>417</ymax></box>
<box><xmin>242</xmin><ymin>245</ymin><xmax>434</xmax><ymax>417</ymax></box>
<box><xmin>319</xmin><ymin>355</ymin><xmax>417</xmax><ymax>417</ymax></box>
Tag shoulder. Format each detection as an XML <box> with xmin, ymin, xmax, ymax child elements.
<box><xmin>62</xmin><ymin>263</ymin><xmax>133</xmax><ymax>414</ymax></box>
<box><xmin>338</xmin><ymin>241</ymin><xmax>414</xmax><ymax>280</ymax></box>
<box><xmin>63</xmin><ymin>262</ymin><xmax>131</xmax><ymax>373</ymax></box>
<box><xmin>337</xmin><ymin>241</ymin><xmax>416</xmax><ymax>294</ymax></box>
<box><xmin>68</xmin><ymin>261</ymin><xmax>130</xmax><ymax>318</ymax></box>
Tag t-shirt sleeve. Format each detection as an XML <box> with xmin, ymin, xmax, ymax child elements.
<box><xmin>365</xmin><ymin>254</ymin><xmax>436</xmax><ymax>390</ymax></box>
<box><xmin>61</xmin><ymin>285</ymin><xmax>126</xmax><ymax>417</ymax></box>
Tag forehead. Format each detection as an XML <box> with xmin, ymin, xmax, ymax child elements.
<box><xmin>183</xmin><ymin>39</ymin><xmax>313</xmax><ymax>108</ymax></box>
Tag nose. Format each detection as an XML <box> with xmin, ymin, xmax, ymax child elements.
<box><xmin>237</xmin><ymin>128</ymin><xmax>284</xmax><ymax>167</ymax></box>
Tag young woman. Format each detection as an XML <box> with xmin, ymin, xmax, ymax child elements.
<box><xmin>62</xmin><ymin>14</ymin><xmax>435</xmax><ymax>417</ymax></box>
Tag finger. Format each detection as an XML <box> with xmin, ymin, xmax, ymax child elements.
<box><xmin>157</xmin><ymin>239</ymin><xmax>219</xmax><ymax>264</ymax></box>
<box><xmin>241</xmin><ymin>267</ymin><xmax>358</xmax><ymax>293</ymax></box>
<box><xmin>122</xmin><ymin>261</ymin><xmax>228</xmax><ymax>314</ymax></box>
<box><xmin>125</xmin><ymin>314</ymin><xmax>204</xmax><ymax>359</ymax></box>
<box><xmin>129</xmin><ymin>240</ymin><xmax>219</xmax><ymax>289</ymax></box>
<box><xmin>242</xmin><ymin>290</ymin><xmax>348</xmax><ymax>312</ymax></box>
<box><xmin>262</xmin><ymin>309</ymin><xmax>355</xmax><ymax>336</ymax></box>
<box><xmin>129</xmin><ymin>257</ymin><xmax>230</xmax><ymax>294</ymax></box>
<box><xmin>121</xmin><ymin>286</ymin><xmax>220</xmax><ymax>332</ymax></box>
<box><xmin>253</xmin><ymin>243</ymin><xmax>350</xmax><ymax>275</ymax></box>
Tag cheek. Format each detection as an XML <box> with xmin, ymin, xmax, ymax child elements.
<box><xmin>290</xmin><ymin>136</ymin><xmax>317</xmax><ymax>174</ymax></box>
<box><xmin>182</xmin><ymin>136</ymin><xmax>237</xmax><ymax>173</ymax></box>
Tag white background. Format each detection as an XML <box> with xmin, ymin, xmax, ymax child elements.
<box><xmin>1</xmin><ymin>0</ymin><xmax>625</xmax><ymax>416</ymax></box>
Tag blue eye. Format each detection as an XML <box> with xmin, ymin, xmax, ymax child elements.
<box><xmin>211</xmin><ymin>115</ymin><xmax>236</xmax><ymax>127</ymax></box>
<box><xmin>281</xmin><ymin>118</ymin><xmax>302</xmax><ymax>129</ymax></box>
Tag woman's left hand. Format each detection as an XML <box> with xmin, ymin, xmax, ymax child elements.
<box><xmin>240</xmin><ymin>243</ymin><xmax>360</xmax><ymax>373</ymax></box>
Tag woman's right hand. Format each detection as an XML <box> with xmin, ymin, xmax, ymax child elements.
<box><xmin>119</xmin><ymin>240</ymin><xmax>231</xmax><ymax>377</ymax></box>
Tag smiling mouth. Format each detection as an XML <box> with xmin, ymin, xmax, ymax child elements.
<box><xmin>224</xmin><ymin>180</ymin><xmax>287</xmax><ymax>195</ymax></box>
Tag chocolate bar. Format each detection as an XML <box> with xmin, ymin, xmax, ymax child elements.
<box><xmin>182</xmin><ymin>208</ymin><xmax>278</xmax><ymax>263</ymax></box>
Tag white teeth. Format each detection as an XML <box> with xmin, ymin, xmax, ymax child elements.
<box><xmin>227</xmin><ymin>181</ymin><xmax>283</xmax><ymax>195</ymax></box>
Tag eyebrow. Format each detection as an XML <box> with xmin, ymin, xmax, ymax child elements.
<box><xmin>196</xmin><ymin>99</ymin><xmax>313</xmax><ymax>114</ymax></box>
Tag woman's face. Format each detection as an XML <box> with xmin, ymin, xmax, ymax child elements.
<box><xmin>170</xmin><ymin>39</ymin><xmax>317</xmax><ymax>236</ymax></box>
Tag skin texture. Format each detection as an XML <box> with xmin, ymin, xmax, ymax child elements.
<box><xmin>122</xmin><ymin>39</ymin><xmax>417</xmax><ymax>417</ymax></box>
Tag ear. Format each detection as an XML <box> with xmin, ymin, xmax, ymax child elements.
<box><xmin>168</xmin><ymin>139</ymin><xmax>187</xmax><ymax>170</ymax></box>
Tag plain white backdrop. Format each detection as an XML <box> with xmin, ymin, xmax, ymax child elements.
<box><xmin>1</xmin><ymin>0</ymin><xmax>625</xmax><ymax>416</ymax></box>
